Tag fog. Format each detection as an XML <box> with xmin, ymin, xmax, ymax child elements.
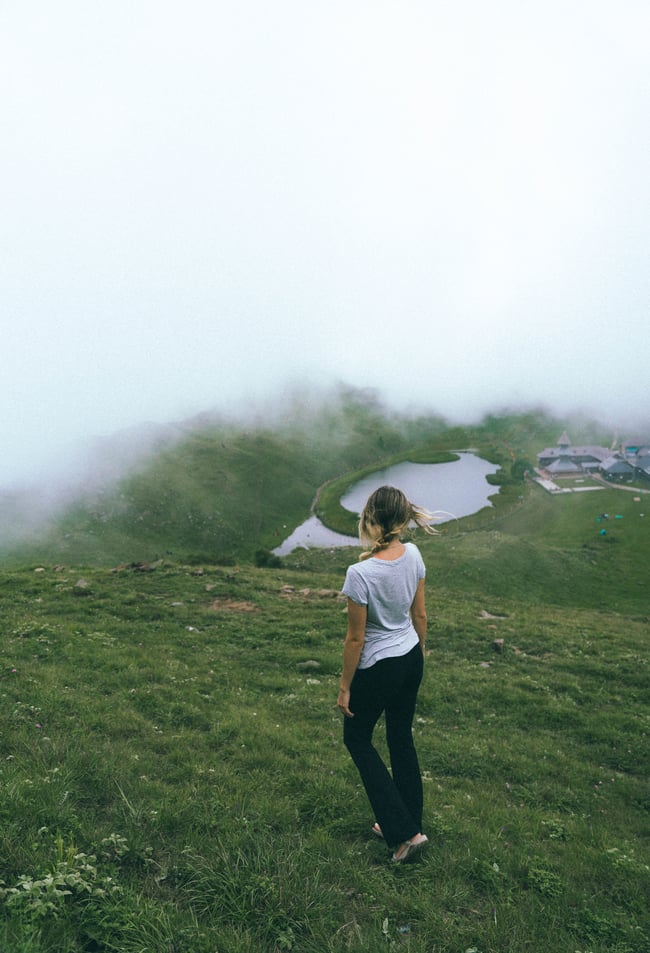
<box><xmin>2</xmin><ymin>1</ymin><xmax>649</xmax><ymax>490</ymax></box>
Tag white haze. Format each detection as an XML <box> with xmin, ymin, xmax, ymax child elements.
<box><xmin>1</xmin><ymin>0</ymin><xmax>649</xmax><ymax>489</ymax></box>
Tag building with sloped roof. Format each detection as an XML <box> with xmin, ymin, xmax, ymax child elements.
<box><xmin>538</xmin><ymin>432</ymin><xmax>650</xmax><ymax>483</ymax></box>
<box><xmin>622</xmin><ymin>436</ymin><xmax>649</xmax><ymax>457</ymax></box>
<box><xmin>634</xmin><ymin>451</ymin><xmax>650</xmax><ymax>481</ymax></box>
<box><xmin>537</xmin><ymin>432</ymin><xmax>610</xmax><ymax>474</ymax></box>
<box><xmin>601</xmin><ymin>454</ymin><xmax>636</xmax><ymax>482</ymax></box>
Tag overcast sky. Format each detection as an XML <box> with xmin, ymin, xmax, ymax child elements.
<box><xmin>2</xmin><ymin>0</ymin><xmax>649</xmax><ymax>488</ymax></box>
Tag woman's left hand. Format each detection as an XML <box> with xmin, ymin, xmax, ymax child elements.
<box><xmin>337</xmin><ymin>688</ymin><xmax>354</xmax><ymax>718</ymax></box>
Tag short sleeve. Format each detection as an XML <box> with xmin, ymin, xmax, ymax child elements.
<box><xmin>342</xmin><ymin>565</ymin><xmax>368</xmax><ymax>606</ymax></box>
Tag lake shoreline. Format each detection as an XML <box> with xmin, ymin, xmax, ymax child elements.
<box><xmin>274</xmin><ymin>452</ymin><xmax>501</xmax><ymax>555</ymax></box>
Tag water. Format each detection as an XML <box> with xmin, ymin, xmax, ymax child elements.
<box><xmin>340</xmin><ymin>453</ymin><xmax>499</xmax><ymax>519</ymax></box>
<box><xmin>272</xmin><ymin>515</ymin><xmax>360</xmax><ymax>555</ymax></box>
<box><xmin>274</xmin><ymin>453</ymin><xmax>500</xmax><ymax>555</ymax></box>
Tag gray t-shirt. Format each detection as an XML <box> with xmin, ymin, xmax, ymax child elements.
<box><xmin>342</xmin><ymin>542</ymin><xmax>426</xmax><ymax>669</ymax></box>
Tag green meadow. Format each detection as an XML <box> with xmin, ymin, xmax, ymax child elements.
<box><xmin>1</xmin><ymin>399</ymin><xmax>648</xmax><ymax>952</ymax></box>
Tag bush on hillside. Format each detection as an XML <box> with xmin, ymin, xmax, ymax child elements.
<box><xmin>511</xmin><ymin>457</ymin><xmax>533</xmax><ymax>482</ymax></box>
<box><xmin>255</xmin><ymin>548</ymin><xmax>282</xmax><ymax>568</ymax></box>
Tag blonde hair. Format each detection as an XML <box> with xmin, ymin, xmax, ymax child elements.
<box><xmin>358</xmin><ymin>485</ymin><xmax>439</xmax><ymax>561</ymax></box>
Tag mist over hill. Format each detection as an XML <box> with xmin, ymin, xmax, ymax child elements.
<box><xmin>0</xmin><ymin>385</ymin><xmax>615</xmax><ymax>568</ymax></box>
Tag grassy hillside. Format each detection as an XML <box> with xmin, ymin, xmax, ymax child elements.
<box><xmin>419</xmin><ymin>483</ymin><xmax>649</xmax><ymax>615</ymax></box>
<box><xmin>1</xmin><ymin>544</ymin><xmax>648</xmax><ymax>951</ymax></box>
<box><xmin>1</xmin><ymin>397</ymin><xmax>648</xmax><ymax>951</ymax></box>
<box><xmin>1</xmin><ymin>396</ymin><xmax>577</xmax><ymax>570</ymax></box>
<box><xmin>0</xmin><ymin>387</ymin><xmax>453</xmax><ymax>568</ymax></box>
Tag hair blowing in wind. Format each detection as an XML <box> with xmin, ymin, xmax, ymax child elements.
<box><xmin>358</xmin><ymin>486</ymin><xmax>440</xmax><ymax>561</ymax></box>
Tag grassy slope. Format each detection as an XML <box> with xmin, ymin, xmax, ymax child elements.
<box><xmin>0</xmin><ymin>388</ymin><xmax>448</xmax><ymax>568</ymax></box>
<box><xmin>1</xmin><ymin>403</ymin><xmax>649</xmax><ymax>952</ymax></box>
<box><xmin>413</xmin><ymin>483</ymin><xmax>649</xmax><ymax>616</ymax></box>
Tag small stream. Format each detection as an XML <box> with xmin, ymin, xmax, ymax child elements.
<box><xmin>274</xmin><ymin>452</ymin><xmax>500</xmax><ymax>555</ymax></box>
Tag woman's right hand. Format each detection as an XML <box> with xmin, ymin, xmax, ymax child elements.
<box><xmin>337</xmin><ymin>688</ymin><xmax>354</xmax><ymax>718</ymax></box>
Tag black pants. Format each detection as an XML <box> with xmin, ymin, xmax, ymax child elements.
<box><xmin>343</xmin><ymin>643</ymin><xmax>424</xmax><ymax>847</ymax></box>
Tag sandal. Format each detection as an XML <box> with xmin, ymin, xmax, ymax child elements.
<box><xmin>371</xmin><ymin>822</ymin><xmax>384</xmax><ymax>839</ymax></box>
<box><xmin>391</xmin><ymin>833</ymin><xmax>428</xmax><ymax>863</ymax></box>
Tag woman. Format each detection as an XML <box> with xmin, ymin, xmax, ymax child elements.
<box><xmin>338</xmin><ymin>485</ymin><xmax>436</xmax><ymax>863</ymax></box>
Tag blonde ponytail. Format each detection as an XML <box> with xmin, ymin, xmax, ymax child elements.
<box><xmin>358</xmin><ymin>486</ymin><xmax>440</xmax><ymax>561</ymax></box>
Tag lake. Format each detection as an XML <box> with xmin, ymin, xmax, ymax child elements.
<box><xmin>273</xmin><ymin>452</ymin><xmax>500</xmax><ymax>555</ymax></box>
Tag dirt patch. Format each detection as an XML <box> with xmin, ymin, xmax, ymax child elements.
<box><xmin>479</xmin><ymin>609</ymin><xmax>507</xmax><ymax>620</ymax></box>
<box><xmin>279</xmin><ymin>585</ymin><xmax>343</xmax><ymax>601</ymax></box>
<box><xmin>209</xmin><ymin>598</ymin><xmax>259</xmax><ymax>613</ymax></box>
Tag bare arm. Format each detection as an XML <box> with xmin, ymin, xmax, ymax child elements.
<box><xmin>410</xmin><ymin>578</ymin><xmax>427</xmax><ymax>656</ymax></box>
<box><xmin>337</xmin><ymin>598</ymin><xmax>367</xmax><ymax>718</ymax></box>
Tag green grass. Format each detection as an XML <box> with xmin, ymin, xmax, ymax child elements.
<box><xmin>0</xmin><ymin>400</ymin><xmax>558</xmax><ymax>570</ymax></box>
<box><xmin>2</xmin><ymin>527</ymin><xmax>649</xmax><ymax>950</ymax></box>
<box><xmin>2</xmin><ymin>415</ymin><xmax>371</xmax><ymax>568</ymax></box>
<box><xmin>1</xmin><ymin>404</ymin><xmax>649</xmax><ymax>950</ymax></box>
